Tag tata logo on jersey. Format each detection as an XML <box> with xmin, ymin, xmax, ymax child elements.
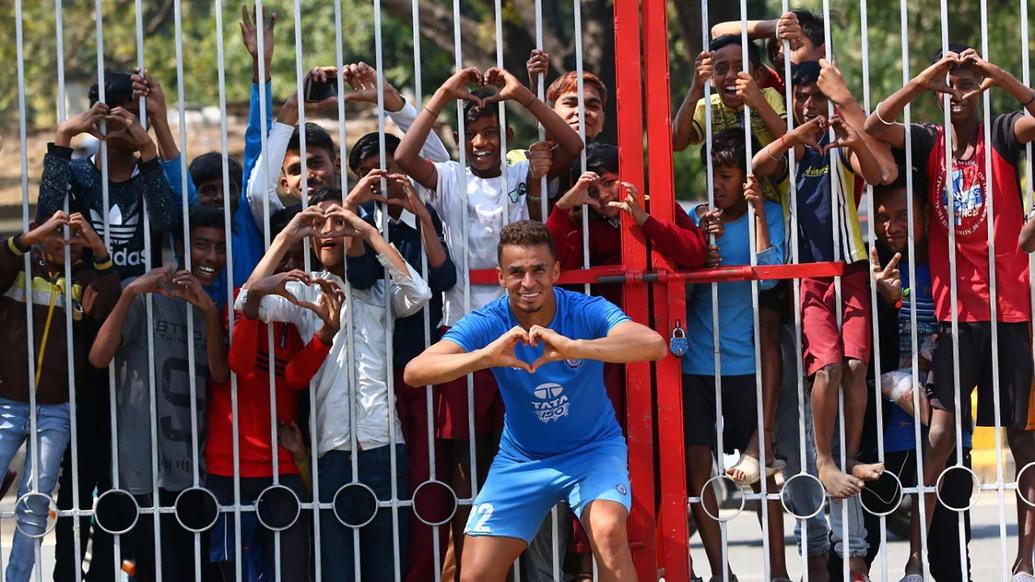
<box><xmin>532</xmin><ymin>382</ymin><xmax>570</xmax><ymax>423</ymax></box>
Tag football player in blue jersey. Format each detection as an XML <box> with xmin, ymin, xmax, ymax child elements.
<box><xmin>405</xmin><ymin>220</ymin><xmax>666</xmax><ymax>582</ymax></box>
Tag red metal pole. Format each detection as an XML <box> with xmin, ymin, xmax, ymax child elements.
<box><xmin>613</xmin><ymin>0</ymin><xmax>657</xmax><ymax>579</ymax></box>
<box><xmin>642</xmin><ymin>0</ymin><xmax>690</xmax><ymax>580</ymax></box>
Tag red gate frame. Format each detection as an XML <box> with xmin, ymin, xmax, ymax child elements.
<box><xmin>613</xmin><ymin>1</ymin><xmax>659</xmax><ymax>580</ymax></box>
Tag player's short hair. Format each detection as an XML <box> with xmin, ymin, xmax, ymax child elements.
<box><xmin>497</xmin><ymin>220</ymin><xmax>556</xmax><ymax>262</ymax></box>
<box><xmin>701</xmin><ymin>129</ymin><xmax>748</xmax><ymax>174</ymax></box>
<box><xmin>546</xmin><ymin>71</ymin><xmax>609</xmax><ymax>107</ymax></box>
<box><xmin>89</xmin><ymin>73</ymin><xmax>134</xmax><ymax>108</ymax></box>
<box><xmin>585</xmin><ymin>143</ymin><xmax>619</xmax><ymax>176</ymax></box>
<box><xmin>463</xmin><ymin>88</ymin><xmax>501</xmax><ymax>127</ymax></box>
<box><xmin>792</xmin><ymin>10</ymin><xmax>826</xmax><ymax>48</ymax></box>
<box><xmin>791</xmin><ymin>61</ymin><xmax>821</xmax><ymax>87</ymax></box>
<box><xmin>288</xmin><ymin>122</ymin><xmax>337</xmax><ymax>162</ymax></box>
<box><xmin>270</xmin><ymin>204</ymin><xmax>302</xmax><ymax>238</ymax></box>
<box><xmin>709</xmin><ymin>35</ymin><xmax>761</xmax><ymax>69</ymax></box>
<box><xmin>348</xmin><ymin>132</ymin><xmax>401</xmax><ymax>175</ymax></box>
<box><xmin>309</xmin><ymin>186</ymin><xmax>344</xmax><ymax>207</ymax></box>
<box><xmin>189</xmin><ymin>152</ymin><xmax>243</xmax><ymax>195</ymax></box>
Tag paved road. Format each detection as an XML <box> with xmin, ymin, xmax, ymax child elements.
<box><xmin>688</xmin><ymin>491</ymin><xmax>1019</xmax><ymax>581</ymax></box>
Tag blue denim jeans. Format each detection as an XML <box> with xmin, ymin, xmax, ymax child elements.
<box><xmin>317</xmin><ymin>445</ymin><xmax>410</xmax><ymax>582</ymax></box>
<box><xmin>0</xmin><ymin>397</ymin><xmax>71</xmax><ymax>582</ymax></box>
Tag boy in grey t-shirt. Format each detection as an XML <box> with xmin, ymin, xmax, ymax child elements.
<box><xmin>89</xmin><ymin>207</ymin><xmax>228</xmax><ymax>579</ymax></box>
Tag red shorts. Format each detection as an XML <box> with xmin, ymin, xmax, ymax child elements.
<box><xmin>435</xmin><ymin>327</ymin><xmax>504</xmax><ymax>439</ymax></box>
<box><xmin>800</xmin><ymin>261</ymin><xmax>872</xmax><ymax>376</ymax></box>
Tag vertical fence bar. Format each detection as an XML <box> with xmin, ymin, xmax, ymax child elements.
<box><xmin>370</xmin><ymin>1</ymin><xmax>405</xmax><ymax>579</ymax></box>
<box><xmin>895</xmin><ymin>0</ymin><xmax>932</xmax><ymax>578</ymax></box>
<box><xmin>52</xmin><ymin>1</ymin><xmax>86</xmax><ymax>579</ymax></box>
<box><xmin>935</xmin><ymin>0</ymin><xmax>972</xmax><ymax>578</ymax></box>
<box><xmin>857</xmin><ymin>2</ymin><xmax>892</xmax><ymax>581</ymax></box>
<box><xmin>13</xmin><ymin>1</ymin><xmax>45</xmax><ymax>578</ymax></box>
<box><xmin>89</xmin><ymin>0</ymin><xmax>127</xmax><ymax>574</ymax></box>
<box><xmin>977</xmin><ymin>0</ymin><xmax>1013</xmax><ymax>577</ymax></box>
<box><xmin>211</xmin><ymin>2</ymin><xmax>245</xmax><ymax>581</ymax></box>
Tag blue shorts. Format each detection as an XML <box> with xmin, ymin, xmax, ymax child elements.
<box><xmin>464</xmin><ymin>438</ymin><xmax>631</xmax><ymax>543</ymax></box>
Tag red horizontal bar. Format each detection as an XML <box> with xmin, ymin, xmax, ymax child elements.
<box><xmin>667</xmin><ymin>261</ymin><xmax>845</xmax><ymax>283</ymax></box>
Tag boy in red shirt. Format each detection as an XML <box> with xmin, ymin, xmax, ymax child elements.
<box><xmin>205</xmin><ymin>206</ymin><xmax>338</xmax><ymax>581</ymax></box>
<box><xmin>866</xmin><ymin>45</ymin><xmax>1035</xmax><ymax>579</ymax></box>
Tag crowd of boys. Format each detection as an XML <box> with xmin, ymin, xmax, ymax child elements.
<box><xmin>3</xmin><ymin>5</ymin><xmax>1035</xmax><ymax>582</ymax></box>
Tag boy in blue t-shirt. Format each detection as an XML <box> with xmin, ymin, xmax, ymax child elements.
<box><xmin>404</xmin><ymin>221</ymin><xmax>666</xmax><ymax>582</ymax></box>
<box><xmin>683</xmin><ymin>129</ymin><xmax>789</xmax><ymax>581</ymax></box>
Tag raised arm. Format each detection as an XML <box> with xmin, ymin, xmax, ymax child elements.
<box><xmin>39</xmin><ymin>104</ymin><xmax>110</xmax><ymax>217</ymax></box>
<box><xmin>483</xmin><ymin>67</ymin><xmax>584</xmax><ymax>179</ymax></box>
<box><xmin>816</xmin><ymin>59</ymin><xmax>897</xmax><ymax>185</ymax></box>
<box><xmin>830</xmin><ymin>116</ymin><xmax>884</xmax><ymax>186</ymax></box>
<box><xmin>752</xmin><ymin>115</ymin><xmax>825</xmax><ymax>176</ymax></box>
<box><xmin>960</xmin><ymin>49</ymin><xmax>1035</xmax><ymax>144</ymax></box>
<box><xmin>396</xmin><ymin>68</ymin><xmax>486</xmax><ymax>189</ymax></box>
<box><xmin>737</xmin><ymin>77</ymin><xmax>786</xmax><ymax>144</ymax></box>
<box><xmin>673</xmin><ymin>51</ymin><xmax>712</xmax><ymax>151</ymax></box>
<box><xmin>69</xmin><ymin>212</ymin><xmax>121</xmax><ymax>319</ymax></box>
<box><xmin>343</xmin><ymin>62</ymin><xmax>451</xmax><ymax>163</ymax></box>
<box><xmin>2</xmin><ymin>211</ymin><xmax>71</xmax><ymax>292</ymax></box>
<box><xmin>865</xmin><ymin>53</ymin><xmax>958</xmax><ymax>149</ymax></box>
<box><xmin>712</xmin><ymin>12</ymin><xmax>803</xmax><ymax>48</ymax></box>
<box><xmin>241</xmin><ymin>4</ymin><xmax>277</xmax><ymax>212</ymax></box>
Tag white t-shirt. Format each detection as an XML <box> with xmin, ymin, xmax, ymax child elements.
<box><xmin>421</xmin><ymin>159</ymin><xmax>531</xmax><ymax>327</ymax></box>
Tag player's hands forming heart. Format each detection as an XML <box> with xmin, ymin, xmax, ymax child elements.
<box><xmin>528</xmin><ymin>325</ymin><xmax>576</xmax><ymax>373</ymax></box>
<box><xmin>482</xmin><ymin>326</ymin><xmax>534</xmax><ymax>373</ymax></box>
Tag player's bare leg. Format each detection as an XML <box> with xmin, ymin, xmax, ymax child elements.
<box><xmin>581</xmin><ymin>500</ymin><xmax>637</xmax><ymax>582</ymax></box>
<box><xmin>458</xmin><ymin>535</ymin><xmax>527</xmax><ymax>582</ymax></box>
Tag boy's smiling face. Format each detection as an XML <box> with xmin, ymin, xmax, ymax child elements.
<box><xmin>462</xmin><ymin>115</ymin><xmax>510</xmax><ymax>178</ymax></box>
<box><xmin>189</xmin><ymin>226</ymin><xmax>227</xmax><ymax>287</ymax></box>
<box><xmin>875</xmin><ymin>188</ymin><xmax>926</xmax><ymax>255</ymax></box>
<box><xmin>711</xmin><ymin>43</ymin><xmax>752</xmax><ymax>109</ymax></box>
<box><xmin>589</xmin><ymin>171</ymin><xmax>622</xmax><ymax>220</ymax></box>
<box><xmin>280</xmin><ymin>147</ymin><xmax>339</xmax><ymax>200</ymax></box>
<box><xmin>939</xmin><ymin>65</ymin><xmax>981</xmax><ymax>125</ymax></box>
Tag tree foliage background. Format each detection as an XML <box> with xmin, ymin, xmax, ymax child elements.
<box><xmin>0</xmin><ymin>0</ymin><xmax>1031</xmax><ymax>199</ymax></box>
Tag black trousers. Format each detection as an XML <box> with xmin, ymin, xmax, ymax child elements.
<box><xmin>53</xmin><ymin>365</ymin><xmax>115</xmax><ymax>582</ymax></box>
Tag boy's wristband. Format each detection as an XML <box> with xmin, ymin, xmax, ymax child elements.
<box><xmin>92</xmin><ymin>254</ymin><xmax>114</xmax><ymax>271</ymax></box>
<box><xmin>7</xmin><ymin>236</ymin><xmax>29</xmax><ymax>256</ymax></box>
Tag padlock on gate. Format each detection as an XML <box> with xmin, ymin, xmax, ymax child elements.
<box><xmin>669</xmin><ymin>320</ymin><xmax>688</xmax><ymax>357</ymax></box>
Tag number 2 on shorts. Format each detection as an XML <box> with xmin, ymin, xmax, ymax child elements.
<box><xmin>470</xmin><ymin>502</ymin><xmax>494</xmax><ymax>533</ymax></box>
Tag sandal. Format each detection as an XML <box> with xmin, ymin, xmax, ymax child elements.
<box><xmin>898</xmin><ymin>575</ymin><xmax>924</xmax><ymax>582</ymax></box>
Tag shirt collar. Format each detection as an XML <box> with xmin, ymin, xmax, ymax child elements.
<box><xmin>371</xmin><ymin>205</ymin><xmax>417</xmax><ymax>230</ymax></box>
